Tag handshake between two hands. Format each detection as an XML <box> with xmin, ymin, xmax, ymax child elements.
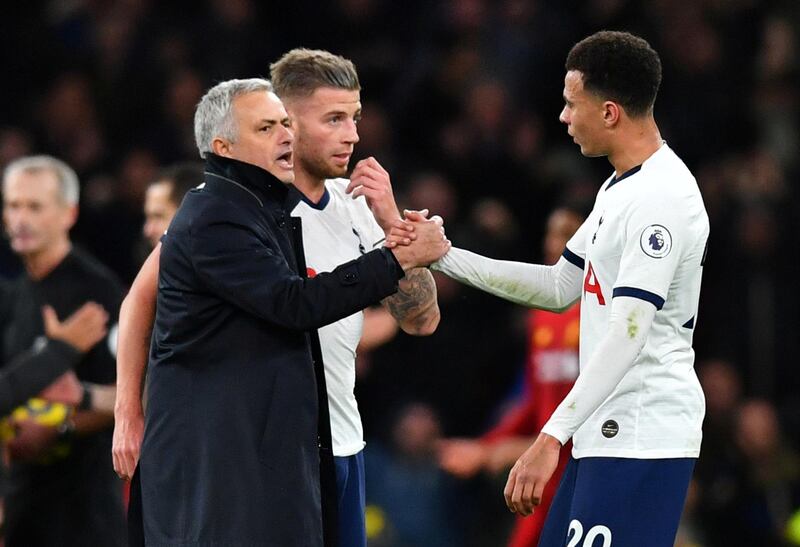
<box><xmin>383</xmin><ymin>209</ymin><xmax>451</xmax><ymax>271</ymax></box>
<box><xmin>343</xmin><ymin>158</ymin><xmax>449</xmax><ymax>270</ymax></box>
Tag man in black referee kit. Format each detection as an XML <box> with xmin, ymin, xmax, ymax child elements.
<box><xmin>2</xmin><ymin>155</ymin><xmax>126</xmax><ymax>546</ymax></box>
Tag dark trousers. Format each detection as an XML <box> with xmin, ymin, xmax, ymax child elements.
<box><xmin>5</xmin><ymin>464</ymin><xmax>126</xmax><ymax>547</ymax></box>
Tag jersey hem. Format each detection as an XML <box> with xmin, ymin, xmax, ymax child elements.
<box><xmin>571</xmin><ymin>447</ymin><xmax>700</xmax><ymax>459</ymax></box>
<box><xmin>333</xmin><ymin>441</ymin><xmax>366</xmax><ymax>457</ymax></box>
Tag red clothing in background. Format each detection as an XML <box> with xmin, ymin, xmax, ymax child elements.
<box><xmin>483</xmin><ymin>304</ymin><xmax>580</xmax><ymax>547</ymax></box>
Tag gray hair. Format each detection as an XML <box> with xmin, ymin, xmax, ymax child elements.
<box><xmin>194</xmin><ymin>78</ymin><xmax>274</xmax><ymax>158</ymax></box>
<box><xmin>3</xmin><ymin>155</ymin><xmax>80</xmax><ymax>205</ymax></box>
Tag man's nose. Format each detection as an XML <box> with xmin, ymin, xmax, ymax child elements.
<box><xmin>343</xmin><ymin>119</ymin><xmax>359</xmax><ymax>144</ymax></box>
<box><xmin>279</xmin><ymin>124</ymin><xmax>294</xmax><ymax>143</ymax></box>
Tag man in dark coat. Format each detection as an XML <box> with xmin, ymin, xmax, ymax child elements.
<box><xmin>139</xmin><ymin>78</ymin><xmax>449</xmax><ymax>546</ymax></box>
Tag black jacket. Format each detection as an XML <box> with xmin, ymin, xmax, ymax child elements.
<box><xmin>139</xmin><ymin>154</ymin><xmax>403</xmax><ymax>546</ymax></box>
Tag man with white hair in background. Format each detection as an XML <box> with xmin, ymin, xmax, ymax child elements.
<box><xmin>1</xmin><ymin>155</ymin><xmax>125</xmax><ymax>546</ymax></box>
<box><xmin>135</xmin><ymin>78</ymin><xmax>449</xmax><ymax>546</ymax></box>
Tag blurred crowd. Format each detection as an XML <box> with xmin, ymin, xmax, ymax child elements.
<box><xmin>1</xmin><ymin>0</ymin><xmax>799</xmax><ymax>545</ymax></box>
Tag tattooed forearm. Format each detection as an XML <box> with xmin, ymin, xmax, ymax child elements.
<box><xmin>383</xmin><ymin>267</ymin><xmax>439</xmax><ymax>334</ymax></box>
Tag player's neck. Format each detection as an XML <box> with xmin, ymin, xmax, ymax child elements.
<box><xmin>608</xmin><ymin>119</ymin><xmax>662</xmax><ymax>176</ymax></box>
<box><xmin>292</xmin><ymin>168</ymin><xmax>327</xmax><ymax>204</ymax></box>
<box><xmin>23</xmin><ymin>239</ymin><xmax>72</xmax><ymax>280</ymax></box>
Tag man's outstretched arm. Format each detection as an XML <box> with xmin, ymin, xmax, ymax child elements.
<box><xmin>0</xmin><ymin>302</ymin><xmax>108</xmax><ymax>415</ymax></box>
<box><xmin>392</xmin><ymin>210</ymin><xmax>582</xmax><ymax>313</ymax></box>
<box><xmin>431</xmin><ymin>247</ymin><xmax>583</xmax><ymax>312</ymax></box>
<box><xmin>112</xmin><ymin>243</ymin><xmax>159</xmax><ymax>480</ymax></box>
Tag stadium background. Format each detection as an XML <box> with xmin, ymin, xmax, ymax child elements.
<box><xmin>1</xmin><ymin>0</ymin><xmax>798</xmax><ymax>545</ymax></box>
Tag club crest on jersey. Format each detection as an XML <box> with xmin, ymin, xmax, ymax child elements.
<box><xmin>639</xmin><ymin>225</ymin><xmax>672</xmax><ymax>258</ymax></box>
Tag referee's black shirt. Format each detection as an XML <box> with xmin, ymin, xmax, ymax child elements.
<box><xmin>1</xmin><ymin>246</ymin><xmax>125</xmax><ymax>545</ymax></box>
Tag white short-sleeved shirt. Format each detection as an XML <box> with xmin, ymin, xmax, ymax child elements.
<box><xmin>562</xmin><ymin>143</ymin><xmax>709</xmax><ymax>459</ymax></box>
<box><xmin>291</xmin><ymin>179</ymin><xmax>386</xmax><ymax>457</ymax></box>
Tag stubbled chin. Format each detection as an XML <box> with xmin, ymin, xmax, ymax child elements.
<box><xmin>330</xmin><ymin>163</ymin><xmax>348</xmax><ymax>176</ymax></box>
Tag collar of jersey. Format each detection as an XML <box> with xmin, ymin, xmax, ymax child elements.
<box><xmin>299</xmin><ymin>187</ymin><xmax>330</xmax><ymax>210</ymax></box>
<box><xmin>606</xmin><ymin>164</ymin><xmax>642</xmax><ymax>190</ymax></box>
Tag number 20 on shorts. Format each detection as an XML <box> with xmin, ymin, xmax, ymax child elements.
<box><xmin>567</xmin><ymin>519</ymin><xmax>612</xmax><ymax>547</ymax></box>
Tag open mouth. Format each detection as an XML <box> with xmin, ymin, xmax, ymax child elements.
<box><xmin>276</xmin><ymin>150</ymin><xmax>293</xmax><ymax>169</ymax></box>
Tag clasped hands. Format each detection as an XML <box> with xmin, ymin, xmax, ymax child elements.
<box><xmin>343</xmin><ymin>157</ymin><xmax>450</xmax><ymax>268</ymax></box>
<box><xmin>383</xmin><ymin>209</ymin><xmax>451</xmax><ymax>270</ymax></box>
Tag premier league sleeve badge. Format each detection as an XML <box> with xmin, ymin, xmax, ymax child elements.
<box><xmin>640</xmin><ymin>224</ymin><xmax>672</xmax><ymax>258</ymax></box>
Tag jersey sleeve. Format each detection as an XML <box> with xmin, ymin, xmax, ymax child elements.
<box><xmin>541</xmin><ymin>295</ymin><xmax>656</xmax><ymax>443</ymax></box>
<box><xmin>432</xmin><ymin>249</ymin><xmax>582</xmax><ymax>312</ymax></box>
<box><xmin>611</xmin><ymin>198</ymin><xmax>687</xmax><ymax>310</ymax></box>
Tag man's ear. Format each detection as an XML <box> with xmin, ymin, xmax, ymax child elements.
<box><xmin>603</xmin><ymin>101</ymin><xmax>621</xmax><ymax>127</ymax></box>
<box><xmin>63</xmin><ymin>204</ymin><xmax>78</xmax><ymax>231</ymax></box>
<box><xmin>211</xmin><ymin>137</ymin><xmax>232</xmax><ymax>157</ymax></box>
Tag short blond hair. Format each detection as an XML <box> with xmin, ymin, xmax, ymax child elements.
<box><xmin>270</xmin><ymin>48</ymin><xmax>359</xmax><ymax>100</ymax></box>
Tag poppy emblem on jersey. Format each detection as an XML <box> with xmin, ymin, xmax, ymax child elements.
<box><xmin>601</xmin><ymin>420</ymin><xmax>619</xmax><ymax>438</ymax></box>
<box><xmin>639</xmin><ymin>224</ymin><xmax>672</xmax><ymax>258</ymax></box>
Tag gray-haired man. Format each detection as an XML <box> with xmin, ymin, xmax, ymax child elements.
<box><xmin>2</xmin><ymin>155</ymin><xmax>125</xmax><ymax>546</ymax></box>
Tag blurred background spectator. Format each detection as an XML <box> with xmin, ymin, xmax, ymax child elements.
<box><xmin>1</xmin><ymin>0</ymin><xmax>799</xmax><ymax>545</ymax></box>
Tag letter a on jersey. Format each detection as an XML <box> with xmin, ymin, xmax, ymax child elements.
<box><xmin>583</xmin><ymin>261</ymin><xmax>605</xmax><ymax>305</ymax></box>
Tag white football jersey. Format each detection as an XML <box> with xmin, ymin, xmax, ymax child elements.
<box><xmin>291</xmin><ymin>179</ymin><xmax>386</xmax><ymax>457</ymax></box>
<box><xmin>562</xmin><ymin>143</ymin><xmax>709</xmax><ymax>458</ymax></box>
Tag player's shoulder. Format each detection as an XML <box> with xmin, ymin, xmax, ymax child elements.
<box><xmin>630</xmin><ymin>146</ymin><xmax>702</xmax><ymax>208</ymax></box>
<box><xmin>325</xmin><ymin>178</ymin><xmax>385</xmax><ymax>237</ymax></box>
<box><xmin>324</xmin><ymin>178</ymin><xmax>351</xmax><ymax>199</ymax></box>
<box><xmin>68</xmin><ymin>247</ymin><xmax>121</xmax><ymax>284</ymax></box>
<box><xmin>325</xmin><ymin>178</ymin><xmax>371</xmax><ymax>213</ymax></box>
<box><xmin>641</xmin><ymin>144</ymin><xmax>696</xmax><ymax>189</ymax></box>
<box><xmin>64</xmin><ymin>247</ymin><xmax>125</xmax><ymax>304</ymax></box>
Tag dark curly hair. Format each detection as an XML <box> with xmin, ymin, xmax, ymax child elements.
<box><xmin>566</xmin><ymin>31</ymin><xmax>662</xmax><ymax>118</ymax></box>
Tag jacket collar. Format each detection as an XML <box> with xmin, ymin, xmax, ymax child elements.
<box><xmin>203</xmin><ymin>153</ymin><xmax>289</xmax><ymax>208</ymax></box>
